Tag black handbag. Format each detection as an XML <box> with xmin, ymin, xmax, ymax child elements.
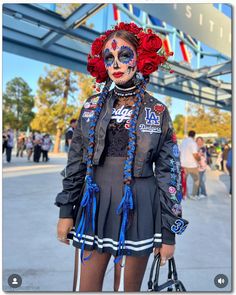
<box><xmin>148</xmin><ymin>254</ymin><xmax>186</xmax><ymax>292</ymax></box>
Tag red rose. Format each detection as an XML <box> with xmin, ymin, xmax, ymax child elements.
<box><xmin>116</xmin><ymin>22</ymin><xmax>132</xmax><ymax>32</ymax></box>
<box><xmin>137</xmin><ymin>52</ymin><xmax>159</xmax><ymax>75</ymax></box>
<box><xmin>91</xmin><ymin>37</ymin><xmax>104</xmax><ymax>56</ymax></box>
<box><xmin>115</xmin><ymin>22</ymin><xmax>125</xmax><ymax>30</ymax></box>
<box><xmin>154</xmin><ymin>104</ymin><xmax>166</xmax><ymax>114</ymax></box>
<box><xmin>129</xmin><ymin>23</ymin><xmax>143</xmax><ymax>34</ymax></box>
<box><xmin>172</xmin><ymin>133</ymin><xmax>177</xmax><ymax>143</ymax></box>
<box><xmin>105</xmin><ymin>29</ymin><xmax>114</xmax><ymax>37</ymax></box>
<box><xmin>139</xmin><ymin>33</ymin><xmax>162</xmax><ymax>52</ymax></box>
<box><xmin>87</xmin><ymin>56</ymin><xmax>108</xmax><ymax>83</ymax></box>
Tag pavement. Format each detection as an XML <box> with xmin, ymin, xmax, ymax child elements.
<box><xmin>2</xmin><ymin>153</ymin><xmax>232</xmax><ymax>292</ymax></box>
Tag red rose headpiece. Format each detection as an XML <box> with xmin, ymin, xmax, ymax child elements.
<box><xmin>87</xmin><ymin>22</ymin><xmax>174</xmax><ymax>83</ymax></box>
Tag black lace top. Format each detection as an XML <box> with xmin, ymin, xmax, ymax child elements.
<box><xmin>102</xmin><ymin>93</ymin><xmax>137</xmax><ymax>158</ymax></box>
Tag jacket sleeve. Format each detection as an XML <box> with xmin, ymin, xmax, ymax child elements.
<box><xmin>55</xmin><ymin>109</ymin><xmax>87</xmax><ymax>218</ymax></box>
<box><xmin>154</xmin><ymin>108</ymin><xmax>189</xmax><ymax>245</ymax></box>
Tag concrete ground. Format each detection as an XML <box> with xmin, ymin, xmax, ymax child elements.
<box><xmin>2</xmin><ymin>152</ymin><xmax>232</xmax><ymax>292</ymax></box>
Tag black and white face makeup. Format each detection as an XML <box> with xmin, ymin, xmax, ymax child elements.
<box><xmin>103</xmin><ymin>37</ymin><xmax>137</xmax><ymax>85</ymax></box>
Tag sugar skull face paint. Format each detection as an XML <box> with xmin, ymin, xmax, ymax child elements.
<box><xmin>103</xmin><ymin>37</ymin><xmax>137</xmax><ymax>85</ymax></box>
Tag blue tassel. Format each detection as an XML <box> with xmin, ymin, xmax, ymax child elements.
<box><xmin>75</xmin><ymin>175</ymin><xmax>99</xmax><ymax>263</ymax></box>
<box><xmin>114</xmin><ymin>184</ymin><xmax>134</xmax><ymax>263</ymax></box>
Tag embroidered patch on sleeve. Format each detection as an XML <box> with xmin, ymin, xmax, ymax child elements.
<box><xmin>171</xmin><ymin>219</ymin><xmax>187</xmax><ymax>235</ymax></box>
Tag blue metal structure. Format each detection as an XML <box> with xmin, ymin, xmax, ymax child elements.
<box><xmin>3</xmin><ymin>3</ymin><xmax>232</xmax><ymax>110</ymax></box>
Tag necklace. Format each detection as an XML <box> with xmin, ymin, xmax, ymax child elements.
<box><xmin>114</xmin><ymin>85</ymin><xmax>137</xmax><ymax>97</ymax></box>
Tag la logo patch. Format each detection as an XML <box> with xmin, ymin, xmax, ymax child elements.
<box><xmin>145</xmin><ymin>108</ymin><xmax>160</xmax><ymax>125</ymax></box>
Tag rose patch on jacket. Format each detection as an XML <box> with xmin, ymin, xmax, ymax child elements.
<box><xmin>154</xmin><ymin>103</ymin><xmax>165</xmax><ymax>114</ymax></box>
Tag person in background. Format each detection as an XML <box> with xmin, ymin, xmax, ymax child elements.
<box><xmin>65</xmin><ymin>119</ymin><xmax>77</xmax><ymax>153</ymax></box>
<box><xmin>216</xmin><ymin>147</ymin><xmax>223</xmax><ymax>171</ymax></box>
<box><xmin>3</xmin><ymin>130</ymin><xmax>8</xmax><ymax>156</ymax></box>
<box><xmin>180</xmin><ymin>130</ymin><xmax>200</xmax><ymax>200</ymax></box>
<box><xmin>196</xmin><ymin>137</ymin><xmax>207</xmax><ymax>199</ymax></box>
<box><xmin>6</xmin><ymin>129</ymin><xmax>14</xmax><ymax>163</ymax></box>
<box><xmin>25</xmin><ymin>134</ymin><xmax>34</xmax><ymax>161</ymax></box>
<box><xmin>41</xmin><ymin>134</ymin><xmax>52</xmax><ymax>162</ymax></box>
<box><xmin>226</xmin><ymin>147</ymin><xmax>232</xmax><ymax>198</ymax></box>
<box><xmin>33</xmin><ymin>132</ymin><xmax>42</xmax><ymax>163</ymax></box>
<box><xmin>206</xmin><ymin>144</ymin><xmax>212</xmax><ymax>167</ymax></box>
<box><xmin>16</xmin><ymin>133</ymin><xmax>26</xmax><ymax>157</ymax></box>
<box><xmin>222</xmin><ymin>143</ymin><xmax>230</xmax><ymax>174</ymax></box>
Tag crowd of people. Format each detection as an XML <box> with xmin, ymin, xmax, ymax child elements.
<box><xmin>180</xmin><ymin>130</ymin><xmax>232</xmax><ymax>199</ymax></box>
<box><xmin>2</xmin><ymin>130</ymin><xmax>52</xmax><ymax>163</ymax></box>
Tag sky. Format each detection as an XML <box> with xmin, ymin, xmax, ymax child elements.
<box><xmin>2</xmin><ymin>3</ymin><xmax>232</xmax><ymax>120</ymax></box>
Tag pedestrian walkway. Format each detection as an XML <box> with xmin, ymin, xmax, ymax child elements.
<box><xmin>2</xmin><ymin>154</ymin><xmax>231</xmax><ymax>292</ymax></box>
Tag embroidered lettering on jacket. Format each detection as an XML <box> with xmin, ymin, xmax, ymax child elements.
<box><xmin>139</xmin><ymin>124</ymin><xmax>162</xmax><ymax>134</ymax></box>
<box><xmin>111</xmin><ymin>106</ymin><xmax>132</xmax><ymax>123</ymax></box>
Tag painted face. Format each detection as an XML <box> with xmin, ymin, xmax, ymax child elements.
<box><xmin>103</xmin><ymin>37</ymin><xmax>137</xmax><ymax>85</ymax></box>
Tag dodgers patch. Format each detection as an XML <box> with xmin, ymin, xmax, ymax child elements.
<box><xmin>145</xmin><ymin>108</ymin><xmax>160</xmax><ymax>125</ymax></box>
<box><xmin>173</xmin><ymin>144</ymin><xmax>180</xmax><ymax>158</ymax></box>
<box><xmin>82</xmin><ymin>111</ymin><xmax>94</xmax><ymax>118</ymax></box>
<box><xmin>139</xmin><ymin>124</ymin><xmax>162</xmax><ymax>134</ymax></box>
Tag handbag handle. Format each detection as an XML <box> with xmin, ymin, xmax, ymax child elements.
<box><xmin>148</xmin><ymin>254</ymin><xmax>186</xmax><ymax>292</ymax></box>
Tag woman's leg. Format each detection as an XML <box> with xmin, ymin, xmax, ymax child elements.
<box><xmin>114</xmin><ymin>255</ymin><xmax>150</xmax><ymax>292</ymax></box>
<box><xmin>79</xmin><ymin>250</ymin><xmax>111</xmax><ymax>292</ymax></box>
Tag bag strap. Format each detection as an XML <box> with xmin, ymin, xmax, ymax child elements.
<box><xmin>147</xmin><ymin>254</ymin><xmax>160</xmax><ymax>291</ymax></box>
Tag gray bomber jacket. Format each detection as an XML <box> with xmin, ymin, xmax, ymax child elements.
<box><xmin>55</xmin><ymin>89</ymin><xmax>189</xmax><ymax>244</ymax></box>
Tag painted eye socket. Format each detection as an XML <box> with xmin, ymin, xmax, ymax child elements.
<box><xmin>119</xmin><ymin>52</ymin><xmax>132</xmax><ymax>63</ymax></box>
<box><xmin>103</xmin><ymin>48</ymin><xmax>114</xmax><ymax>66</ymax></box>
<box><xmin>104</xmin><ymin>54</ymin><xmax>114</xmax><ymax>66</ymax></box>
<box><xmin>118</xmin><ymin>46</ymin><xmax>134</xmax><ymax>64</ymax></box>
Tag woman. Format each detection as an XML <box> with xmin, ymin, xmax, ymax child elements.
<box><xmin>41</xmin><ymin>134</ymin><xmax>52</xmax><ymax>162</ymax></box>
<box><xmin>196</xmin><ymin>136</ymin><xmax>207</xmax><ymax>198</ymax></box>
<box><xmin>55</xmin><ymin>23</ymin><xmax>188</xmax><ymax>292</ymax></box>
<box><xmin>25</xmin><ymin>135</ymin><xmax>34</xmax><ymax>161</ymax></box>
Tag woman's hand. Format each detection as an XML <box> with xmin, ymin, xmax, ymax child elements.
<box><xmin>57</xmin><ymin>218</ymin><xmax>74</xmax><ymax>245</ymax></box>
<box><xmin>153</xmin><ymin>244</ymin><xmax>175</xmax><ymax>266</ymax></box>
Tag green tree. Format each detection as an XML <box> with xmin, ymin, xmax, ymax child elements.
<box><xmin>3</xmin><ymin>77</ymin><xmax>35</xmax><ymax>135</ymax></box>
<box><xmin>31</xmin><ymin>67</ymin><xmax>79</xmax><ymax>152</ymax></box>
<box><xmin>173</xmin><ymin>104</ymin><xmax>231</xmax><ymax>141</ymax></box>
<box><xmin>173</xmin><ymin>114</ymin><xmax>185</xmax><ymax>138</ymax></box>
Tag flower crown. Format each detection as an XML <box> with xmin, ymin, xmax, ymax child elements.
<box><xmin>87</xmin><ymin>22</ymin><xmax>174</xmax><ymax>83</ymax></box>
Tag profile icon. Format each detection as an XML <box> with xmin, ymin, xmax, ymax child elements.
<box><xmin>12</xmin><ymin>277</ymin><xmax>18</xmax><ymax>285</ymax></box>
<box><xmin>8</xmin><ymin>274</ymin><xmax>22</xmax><ymax>288</ymax></box>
